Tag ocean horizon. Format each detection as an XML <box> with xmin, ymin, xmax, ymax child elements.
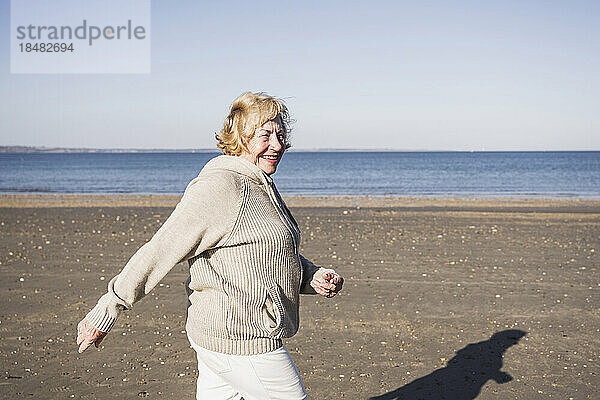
<box><xmin>1</xmin><ymin>151</ymin><xmax>599</xmax><ymax>198</ymax></box>
<box><xmin>1</xmin><ymin>146</ymin><xmax>598</xmax><ymax>153</ymax></box>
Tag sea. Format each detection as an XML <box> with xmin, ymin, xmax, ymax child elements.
<box><xmin>1</xmin><ymin>151</ymin><xmax>599</xmax><ymax>198</ymax></box>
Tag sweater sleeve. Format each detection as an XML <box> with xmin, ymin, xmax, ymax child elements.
<box><xmin>299</xmin><ymin>254</ymin><xmax>321</xmax><ymax>295</ymax></box>
<box><xmin>85</xmin><ymin>173</ymin><xmax>241</xmax><ymax>332</ymax></box>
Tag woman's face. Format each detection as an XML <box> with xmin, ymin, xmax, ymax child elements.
<box><xmin>240</xmin><ymin>116</ymin><xmax>285</xmax><ymax>176</ymax></box>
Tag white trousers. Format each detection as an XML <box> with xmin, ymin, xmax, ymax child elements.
<box><xmin>189</xmin><ymin>337</ymin><xmax>309</xmax><ymax>400</ymax></box>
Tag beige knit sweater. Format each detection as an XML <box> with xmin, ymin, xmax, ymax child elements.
<box><xmin>85</xmin><ymin>155</ymin><xmax>322</xmax><ymax>355</ymax></box>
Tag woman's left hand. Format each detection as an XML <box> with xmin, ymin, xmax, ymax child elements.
<box><xmin>310</xmin><ymin>268</ymin><xmax>344</xmax><ymax>298</ymax></box>
<box><xmin>76</xmin><ymin>318</ymin><xmax>108</xmax><ymax>353</ymax></box>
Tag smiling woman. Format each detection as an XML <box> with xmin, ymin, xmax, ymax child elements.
<box><xmin>77</xmin><ymin>91</ymin><xmax>343</xmax><ymax>400</ymax></box>
<box><xmin>240</xmin><ymin>116</ymin><xmax>286</xmax><ymax>175</ymax></box>
<box><xmin>215</xmin><ymin>92</ymin><xmax>293</xmax><ymax>157</ymax></box>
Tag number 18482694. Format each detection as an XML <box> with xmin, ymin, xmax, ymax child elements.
<box><xmin>19</xmin><ymin>43</ymin><xmax>74</xmax><ymax>52</ymax></box>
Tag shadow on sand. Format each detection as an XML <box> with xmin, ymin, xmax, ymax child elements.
<box><xmin>369</xmin><ymin>329</ymin><xmax>527</xmax><ymax>400</ymax></box>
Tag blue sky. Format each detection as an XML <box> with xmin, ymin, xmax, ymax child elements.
<box><xmin>1</xmin><ymin>0</ymin><xmax>598</xmax><ymax>150</ymax></box>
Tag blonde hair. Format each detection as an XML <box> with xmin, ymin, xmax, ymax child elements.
<box><xmin>216</xmin><ymin>92</ymin><xmax>292</xmax><ymax>155</ymax></box>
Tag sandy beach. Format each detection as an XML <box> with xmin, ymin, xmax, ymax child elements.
<box><xmin>1</xmin><ymin>194</ymin><xmax>598</xmax><ymax>399</ymax></box>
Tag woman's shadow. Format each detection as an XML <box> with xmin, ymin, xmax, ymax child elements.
<box><xmin>369</xmin><ymin>329</ymin><xmax>526</xmax><ymax>400</ymax></box>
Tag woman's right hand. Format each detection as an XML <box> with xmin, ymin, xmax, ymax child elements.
<box><xmin>77</xmin><ymin>318</ymin><xmax>108</xmax><ymax>353</ymax></box>
<box><xmin>310</xmin><ymin>268</ymin><xmax>344</xmax><ymax>298</ymax></box>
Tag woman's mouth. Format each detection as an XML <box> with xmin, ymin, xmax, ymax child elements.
<box><xmin>261</xmin><ymin>155</ymin><xmax>279</xmax><ymax>163</ymax></box>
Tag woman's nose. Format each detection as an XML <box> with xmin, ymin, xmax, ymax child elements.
<box><xmin>269</xmin><ymin>133</ymin><xmax>283</xmax><ymax>151</ymax></box>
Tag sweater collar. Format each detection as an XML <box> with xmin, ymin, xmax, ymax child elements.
<box><xmin>201</xmin><ymin>155</ymin><xmax>273</xmax><ymax>185</ymax></box>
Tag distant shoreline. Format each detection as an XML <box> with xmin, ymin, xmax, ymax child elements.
<box><xmin>0</xmin><ymin>146</ymin><xmax>219</xmax><ymax>154</ymax></box>
<box><xmin>1</xmin><ymin>146</ymin><xmax>599</xmax><ymax>153</ymax></box>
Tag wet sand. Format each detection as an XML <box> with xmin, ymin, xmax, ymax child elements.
<box><xmin>1</xmin><ymin>195</ymin><xmax>598</xmax><ymax>399</ymax></box>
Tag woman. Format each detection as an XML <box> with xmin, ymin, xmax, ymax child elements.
<box><xmin>77</xmin><ymin>92</ymin><xmax>344</xmax><ymax>400</ymax></box>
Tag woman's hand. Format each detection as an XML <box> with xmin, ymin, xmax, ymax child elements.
<box><xmin>76</xmin><ymin>318</ymin><xmax>108</xmax><ymax>353</ymax></box>
<box><xmin>310</xmin><ymin>268</ymin><xmax>344</xmax><ymax>298</ymax></box>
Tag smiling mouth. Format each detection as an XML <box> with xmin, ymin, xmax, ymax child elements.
<box><xmin>261</xmin><ymin>155</ymin><xmax>279</xmax><ymax>162</ymax></box>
